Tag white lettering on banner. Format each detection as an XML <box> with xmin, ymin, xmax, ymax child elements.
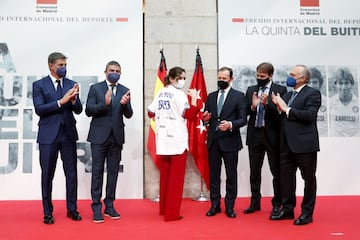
<box><xmin>0</xmin><ymin>0</ymin><xmax>143</xmax><ymax>200</ymax></box>
<box><xmin>0</xmin><ymin>74</ymin><xmax>103</xmax><ymax>175</ymax></box>
<box><xmin>219</xmin><ymin>0</ymin><xmax>360</xmax><ymax>196</ymax></box>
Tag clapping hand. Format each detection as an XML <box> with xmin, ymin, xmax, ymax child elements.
<box><xmin>120</xmin><ymin>90</ymin><xmax>131</xmax><ymax>105</ymax></box>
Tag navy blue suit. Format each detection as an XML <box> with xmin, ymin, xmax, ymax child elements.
<box><xmin>33</xmin><ymin>76</ymin><xmax>82</xmax><ymax>215</ymax></box>
<box><xmin>204</xmin><ymin>88</ymin><xmax>247</xmax><ymax>210</ymax></box>
<box><xmin>280</xmin><ymin>85</ymin><xmax>321</xmax><ymax>217</ymax></box>
<box><xmin>85</xmin><ymin>80</ymin><xmax>133</xmax><ymax>212</ymax></box>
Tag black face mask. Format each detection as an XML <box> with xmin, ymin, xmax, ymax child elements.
<box><xmin>217</xmin><ymin>80</ymin><xmax>229</xmax><ymax>90</ymax></box>
<box><xmin>257</xmin><ymin>78</ymin><xmax>270</xmax><ymax>88</ymax></box>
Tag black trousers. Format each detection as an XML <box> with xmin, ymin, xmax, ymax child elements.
<box><xmin>280</xmin><ymin>141</ymin><xmax>317</xmax><ymax>216</ymax></box>
<box><xmin>247</xmin><ymin>128</ymin><xmax>281</xmax><ymax>207</ymax></box>
<box><xmin>208</xmin><ymin>135</ymin><xmax>239</xmax><ymax>210</ymax></box>
<box><xmin>90</xmin><ymin>132</ymin><xmax>122</xmax><ymax>213</ymax></box>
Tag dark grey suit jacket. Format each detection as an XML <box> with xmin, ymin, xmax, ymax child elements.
<box><xmin>85</xmin><ymin>80</ymin><xmax>133</xmax><ymax>145</ymax></box>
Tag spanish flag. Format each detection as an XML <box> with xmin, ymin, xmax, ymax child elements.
<box><xmin>147</xmin><ymin>50</ymin><xmax>167</xmax><ymax>169</ymax></box>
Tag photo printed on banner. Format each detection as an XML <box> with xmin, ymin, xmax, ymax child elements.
<box><xmin>328</xmin><ymin>65</ymin><xmax>359</xmax><ymax>137</ymax></box>
<box><xmin>232</xmin><ymin>65</ymin><xmax>256</xmax><ymax>135</ymax></box>
<box><xmin>309</xmin><ymin>66</ymin><xmax>328</xmax><ymax>137</ymax></box>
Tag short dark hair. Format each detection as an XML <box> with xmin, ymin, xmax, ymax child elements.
<box><xmin>48</xmin><ymin>52</ymin><xmax>67</xmax><ymax>64</ymax></box>
<box><xmin>256</xmin><ymin>62</ymin><xmax>274</xmax><ymax>75</ymax></box>
<box><xmin>105</xmin><ymin>60</ymin><xmax>121</xmax><ymax>71</ymax></box>
<box><xmin>218</xmin><ymin>66</ymin><xmax>233</xmax><ymax>78</ymax></box>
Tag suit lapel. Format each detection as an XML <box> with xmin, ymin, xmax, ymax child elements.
<box><xmin>44</xmin><ymin>76</ymin><xmax>58</xmax><ymax>100</ymax></box>
<box><xmin>218</xmin><ymin>88</ymin><xmax>233</xmax><ymax>116</ymax></box>
<box><xmin>62</xmin><ymin>78</ymin><xmax>71</xmax><ymax>93</ymax></box>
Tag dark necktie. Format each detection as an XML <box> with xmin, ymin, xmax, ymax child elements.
<box><xmin>111</xmin><ymin>85</ymin><xmax>116</xmax><ymax>96</ymax></box>
<box><xmin>56</xmin><ymin>79</ymin><xmax>62</xmax><ymax>97</ymax></box>
<box><xmin>217</xmin><ymin>90</ymin><xmax>225</xmax><ymax>115</ymax></box>
<box><xmin>255</xmin><ymin>87</ymin><xmax>266</xmax><ymax>127</ymax></box>
<box><xmin>110</xmin><ymin>85</ymin><xmax>116</xmax><ymax>109</ymax></box>
<box><xmin>56</xmin><ymin>80</ymin><xmax>64</xmax><ymax>123</ymax></box>
<box><xmin>288</xmin><ymin>91</ymin><xmax>298</xmax><ymax>106</ymax></box>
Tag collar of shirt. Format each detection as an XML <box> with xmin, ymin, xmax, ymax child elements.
<box><xmin>107</xmin><ymin>80</ymin><xmax>118</xmax><ymax>95</ymax></box>
<box><xmin>293</xmin><ymin>83</ymin><xmax>306</xmax><ymax>93</ymax></box>
<box><xmin>218</xmin><ymin>87</ymin><xmax>230</xmax><ymax>102</ymax></box>
<box><xmin>260</xmin><ymin>82</ymin><xmax>272</xmax><ymax>95</ymax></box>
<box><xmin>49</xmin><ymin>74</ymin><xmax>62</xmax><ymax>88</ymax></box>
<box><xmin>106</xmin><ymin>79</ymin><xmax>118</xmax><ymax>86</ymax></box>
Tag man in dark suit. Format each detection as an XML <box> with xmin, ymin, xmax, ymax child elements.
<box><xmin>271</xmin><ymin>64</ymin><xmax>321</xmax><ymax>225</ymax></box>
<box><xmin>85</xmin><ymin>61</ymin><xmax>133</xmax><ymax>223</ymax></box>
<box><xmin>33</xmin><ymin>52</ymin><xmax>83</xmax><ymax>224</ymax></box>
<box><xmin>202</xmin><ymin>66</ymin><xmax>247</xmax><ymax>218</ymax></box>
<box><xmin>243</xmin><ymin>63</ymin><xmax>287</xmax><ymax>218</ymax></box>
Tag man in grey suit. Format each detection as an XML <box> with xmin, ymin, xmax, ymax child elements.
<box><xmin>271</xmin><ymin>64</ymin><xmax>321</xmax><ymax>225</ymax></box>
<box><xmin>85</xmin><ymin>61</ymin><xmax>133</xmax><ymax>223</ymax></box>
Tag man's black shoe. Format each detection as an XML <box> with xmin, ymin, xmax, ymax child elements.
<box><xmin>243</xmin><ymin>205</ymin><xmax>260</xmax><ymax>214</ymax></box>
<box><xmin>67</xmin><ymin>210</ymin><xmax>82</xmax><ymax>221</ymax></box>
<box><xmin>269</xmin><ymin>206</ymin><xmax>281</xmax><ymax>218</ymax></box>
<box><xmin>44</xmin><ymin>215</ymin><xmax>54</xmax><ymax>224</ymax></box>
<box><xmin>294</xmin><ymin>215</ymin><xmax>313</xmax><ymax>225</ymax></box>
<box><xmin>269</xmin><ymin>209</ymin><xmax>294</xmax><ymax>220</ymax></box>
<box><xmin>206</xmin><ymin>206</ymin><xmax>221</xmax><ymax>216</ymax></box>
<box><xmin>225</xmin><ymin>209</ymin><xmax>237</xmax><ymax>218</ymax></box>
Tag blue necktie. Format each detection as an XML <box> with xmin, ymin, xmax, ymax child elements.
<box><xmin>288</xmin><ymin>91</ymin><xmax>298</xmax><ymax>106</ymax></box>
<box><xmin>217</xmin><ymin>90</ymin><xmax>225</xmax><ymax>115</ymax></box>
<box><xmin>255</xmin><ymin>87</ymin><xmax>266</xmax><ymax>127</ymax></box>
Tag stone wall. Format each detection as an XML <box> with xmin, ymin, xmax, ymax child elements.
<box><xmin>143</xmin><ymin>0</ymin><xmax>218</xmax><ymax>198</ymax></box>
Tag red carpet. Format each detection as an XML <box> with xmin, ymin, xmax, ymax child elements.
<box><xmin>0</xmin><ymin>196</ymin><xmax>358</xmax><ymax>240</ymax></box>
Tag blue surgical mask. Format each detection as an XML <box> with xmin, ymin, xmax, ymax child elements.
<box><xmin>108</xmin><ymin>73</ymin><xmax>120</xmax><ymax>84</ymax></box>
<box><xmin>56</xmin><ymin>66</ymin><xmax>67</xmax><ymax>78</ymax></box>
<box><xmin>286</xmin><ymin>76</ymin><xmax>297</xmax><ymax>87</ymax></box>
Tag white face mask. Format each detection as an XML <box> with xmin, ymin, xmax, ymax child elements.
<box><xmin>174</xmin><ymin>79</ymin><xmax>186</xmax><ymax>89</ymax></box>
